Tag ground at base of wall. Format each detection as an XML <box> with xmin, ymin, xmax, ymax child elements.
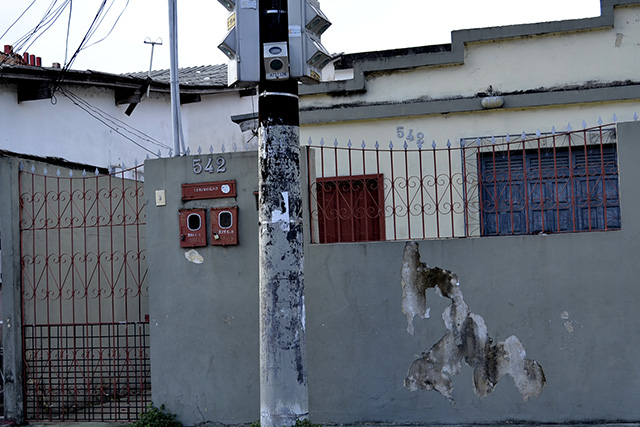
<box><xmin>13</xmin><ymin>422</ymin><xmax>122</xmax><ymax>427</ymax></box>
<box><xmin>326</xmin><ymin>425</ymin><xmax>640</xmax><ymax>427</ymax></box>
<box><xmin>11</xmin><ymin>423</ymin><xmax>640</xmax><ymax>427</ymax></box>
<box><xmin>191</xmin><ymin>423</ymin><xmax>640</xmax><ymax>427</ymax></box>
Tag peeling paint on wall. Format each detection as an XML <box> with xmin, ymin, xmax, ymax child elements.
<box><xmin>402</xmin><ymin>241</ymin><xmax>545</xmax><ymax>402</ymax></box>
<box><xmin>185</xmin><ymin>249</ymin><xmax>204</xmax><ymax>264</ymax></box>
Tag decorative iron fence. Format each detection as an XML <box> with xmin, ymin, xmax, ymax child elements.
<box><xmin>306</xmin><ymin>124</ymin><xmax>619</xmax><ymax>243</ymax></box>
<box><xmin>19</xmin><ymin>164</ymin><xmax>149</xmax><ymax>422</ymax></box>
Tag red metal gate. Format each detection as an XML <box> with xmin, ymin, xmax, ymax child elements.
<box><xmin>19</xmin><ymin>164</ymin><xmax>149</xmax><ymax>422</ymax></box>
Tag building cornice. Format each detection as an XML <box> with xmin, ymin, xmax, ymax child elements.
<box><xmin>301</xmin><ymin>0</ymin><xmax>640</xmax><ymax>96</ymax></box>
<box><xmin>300</xmin><ymin>82</ymin><xmax>640</xmax><ymax>124</ymax></box>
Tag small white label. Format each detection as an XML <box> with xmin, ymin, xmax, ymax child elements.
<box><xmin>155</xmin><ymin>190</ymin><xmax>166</xmax><ymax>206</ymax></box>
<box><xmin>221</xmin><ymin>184</ymin><xmax>231</xmax><ymax>194</ymax></box>
<box><xmin>289</xmin><ymin>25</ymin><xmax>302</xmax><ymax>37</ymax></box>
<box><xmin>266</xmin><ymin>72</ymin><xmax>290</xmax><ymax>80</ymax></box>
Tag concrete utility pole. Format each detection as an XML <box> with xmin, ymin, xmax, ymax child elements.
<box><xmin>258</xmin><ymin>1</ymin><xmax>309</xmax><ymax>427</ymax></box>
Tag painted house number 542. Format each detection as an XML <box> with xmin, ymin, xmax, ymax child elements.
<box><xmin>397</xmin><ymin>126</ymin><xmax>425</xmax><ymax>144</ymax></box>
<box><xmin>193</xmin><ymin>156</ymin><xmax>227</xmax><ymax>174</ymax></box>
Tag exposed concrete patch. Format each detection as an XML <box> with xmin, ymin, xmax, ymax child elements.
<box><xmin>402</xmin><ymin>241</ymin><xmax>545</xmax><ymax>402</ymax></box>
<box><xmin>185</xmin><ymin>249</ymin><xmax>204</xmax><ymax>264</ymax></box>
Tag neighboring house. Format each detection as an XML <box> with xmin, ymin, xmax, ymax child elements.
<box><xmin>0</xmin><ymin>56</ymin><xmax>256</xmax><ymax>171</ymax></box>
<box><xmin>298</xmin><ymin>0</ymin><xmax>640</xmax><ymax>243</ymax></box>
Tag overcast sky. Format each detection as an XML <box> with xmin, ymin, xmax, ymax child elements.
<box><xmin>1</xmin><ymin>0</ymin><xmax>602</xmax><ymax>75</ymax></box>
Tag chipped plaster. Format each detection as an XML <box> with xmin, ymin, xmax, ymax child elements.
<box><xmin>401</xmin><ymin>241</ymin><xmax>546</xmax><ymax>402</ymax></box>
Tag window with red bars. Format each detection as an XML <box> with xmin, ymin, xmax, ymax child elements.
<box><xmin>315</xmin><ymin>174</ymin><xmax>385</xmax><ymax>243</ymax></box>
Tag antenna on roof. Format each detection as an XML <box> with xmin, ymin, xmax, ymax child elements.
<box><xmin>144</xmin><ymin>37</ymin><xmax>163</xmax><ymax>98</ymax></box>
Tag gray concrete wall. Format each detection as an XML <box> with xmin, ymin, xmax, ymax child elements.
<box><xmin>0</xmin><ymin>156</ymin><xmax>25</xmax><ymax>424</ymax></box>
<box><xmin>145</xmin><ymin>121</ymin><xmax>640</xmax><ymax>426</ymax></box>
<box><xmin>145</xmin><ymin>152</ymin><xmax>261</xmax><ymax>426</ymax></box>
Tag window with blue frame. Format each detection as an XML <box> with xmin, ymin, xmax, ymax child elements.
<box><xmin>479</xmin><ymin>144</ymin><xmax>620</xmax><ymax>235</ymax></box>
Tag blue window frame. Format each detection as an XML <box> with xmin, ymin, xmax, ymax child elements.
<box><xmin>479</xmin><ymin>144</ymin><xmax>620</xmax><ymax>235</ymax></box>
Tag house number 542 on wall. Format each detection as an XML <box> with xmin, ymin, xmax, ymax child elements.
<box><xmin>193</xmin><ymin>156</ymin><xmax>227</xmax><ymax>175</ymax></box>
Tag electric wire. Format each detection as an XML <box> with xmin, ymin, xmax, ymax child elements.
<box><xmin>1</xmin><ymin>0</ymin><xmax>71</xmax><ymax>66</ymax></box>
<box><xmin>12</xmin><ymin>0</ymin><xmax>71</xmax><ymax>56</ymax></box>
<box><xmin>60</xmin><ymin>0</ymin><xmax>108</xmax><ymax>73</ymax></box>
<box><xmin>59</xmin><ymin>87</ymin><xmax>171</xmax><ymax>157</ymax></box>
<box><xmin>64</xmin><ymin>0</ymin><xmax>73</xmax><ymax>65</ymax></box>
<box><xmin>82</xmin><ymin>0</ymin><xmax>129</xmax><ymax>51</ymax></box>
<box><xmin>0</xmin><ymin>0</ymin><xmax>38</xmax><ymax>41</ymax></box>
<box><xmin>53</xmin><ymin>0</ymin><xmax>127</xmax><ymax>94</ymax></box>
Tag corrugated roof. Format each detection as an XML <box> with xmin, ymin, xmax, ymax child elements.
<box><xmin>124</xmin><ymin>64</ymin><xmax>228</xmax><ymax>87</ymax></box>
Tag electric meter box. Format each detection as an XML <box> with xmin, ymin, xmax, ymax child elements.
<box><xmin>210</xmin><ymin>206</ymin><xmax>239</xmax><ymax>246</ymax></box>
<box><xmin>179</xmin><ymin>209</ymin><xmax>207</xmax><ymax>248</ymax></box>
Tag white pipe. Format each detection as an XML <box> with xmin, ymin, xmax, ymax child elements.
<box><xmin>168</xmin><ymin>0</ymin><xmax>182</xmax><ymax>156</ymax></box>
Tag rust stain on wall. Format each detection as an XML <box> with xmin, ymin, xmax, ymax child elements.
<box><xmin>401</xmin><ymin>241</ymin><xmax>546</xmax><ymax>402</ymax></box>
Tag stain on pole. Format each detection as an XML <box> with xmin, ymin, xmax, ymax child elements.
<box><xmin>258</xmin><ymin>1</ymin><xmax>309</xmax><ymax>427</ymax></box>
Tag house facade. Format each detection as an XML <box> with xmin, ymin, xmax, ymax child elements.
<box><xmin>298</xmin><ymin>0</ymin><xmax>640</xmax><ymax>243</ymax></box>
<box><xmin>0</xmin><ymin>61</ymin><xmax>256</xmax><ymax>171</ymax></box>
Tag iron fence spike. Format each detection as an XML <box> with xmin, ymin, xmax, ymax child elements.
<box><xmin>460</xmin><ymin>140</ymin><xmax>465</xmax><ymax>148</ymax></box>
<box><xmin>210</xmin><ymin>145</ymin><xmax>214</xmax><ymax>154</ymax></box>
<box><xmin>198</xmin><ymin>146</ymin><xmax>202</xmax><ymax>155</ymax></box>
<box><xmin>389</xmin><ymin>141</ymin><xmax>394</xmax><ymax>150</ymax></box>
<box><xmin>598</xmin><ymin>117</ymin><xmax>603</xmax><ymax>125</ymax></box>
<box><xmin>552</xmin><ymin>126</ymin><xmax>556</xmax><ymax>135</ymax></box>
<box><xmin>186</xmin><ymin>147</ymin><xmax>191</xmax><ymax>155</ymax></box>
<box><xmin>522</xmin><ymin>131</ymin><xmax>527</xmax><ymax>140</ymax></box>
<box><xmin>19</xmin><ymin>162</ymin><xmax>23</xmax><ymax>171</ymax></box>
<box><xmin>431</xmin><ymin>140</ymin><xmax>437</xmax><ymax>149</ymax></box>
<box><xmin>320</xmin><ymin>138</ymin><xmax>325</xmax><ymax>147</ymax></box>
<box><xmin>31</xmin><ymin>165</ymin><xmax>36</xmax><ymax>173</ymax></box>
<box><xmin>233</xmin><ymin>142</ymin><xmax>238</xmax><ymax>152</ymax></box>
<box><xmin>536</xmin><ymin>129</ymin><xmax>541</xmax><ymax>137</ymax></box>
<box><xmin>491</xmin><ymin>136</ymin><xmax>496</xmax><ymax>144</ymax></box>
<box><xmin>135</xmin><ymin>159</ymin><xmax>139</xmax><ymax>167</ymax></box>
<box><xmin>447</xmin><ymin>140</ymin><xmax>451</xmax><ymax>148</ymax></box>
<box><xmin>56</xmin><ymin>169</ymin><xmax>60</xmax><ymax>177</ymax></box>
<box><xmin>146</xmin><ymin>154</ymin><xmax>150</xmax><ymax>160</ymax></box>
<box><xmin>375</xmin><ymin>141</ymin><xmax>380</xmax><ymax>149</ymax></box>
<box><xmin>308</xmin><ymin>137</ymin><xmax>313</xmax><ymax>145</ymax></box>
<box><xmin>169</xmin><ymin>149</ymin><xmax>173</xmax><ymax>157</ymax></box>
<box><xmin>348</xmin><ymin>140</ymin><xmax>352</xmax><ymax>148</ymax></box>
<box><xmin>613</xmin><ymin>113</ymin><xmax>618</xmax><ymax>123</ymax></box>
<box><xmin>43</xmin><ymin>167</ymin><xmax>48</xmax><ymax>176</ymax></box>
<box><xmin>361</xmin><ymin>140</ymin><xmax>366</xmax><ymax>149</ymax></box>
<box><xmin>69</xmin><ymin>170</ymin><xmax>73</xmax><ymax>177</ymax></box>
<box><xmin>634</xmin><ymin>112</ymin><xmax>639</xmax><ymax>121</ymax></box>
<box><xmin>95</xmin><ymin>168</ymin><xmax>99</xmax><ymax>176</ymax></box>
<box><xmin>506</xmin><ymin>134</ymin><xmax>511</xmax><ymax>143</ymax></box>
<box><xmin>582</xmin><ymin>120</ymin><xmax>587</xmax><ymax>129</ymax></box>
<box><xmin>567</xmin><ymin>123</ymin><xmax>572</xmax><ymax>132</ymax></box>
<box><xmin>82</xmin><ymin>169</ymin><xmax>87</xmax><ymax>177</ymax></box>
<box><xmin>157</xmin><ymin>150</ymin><xmax>162</xmax><ymax>158</ymax></box>
<box><xmin>334</xmin><ymin>139</ymin><xmax>339</xmax><ymax>147</ymax></box>
<box><xmin>403</xmin><ymin>141</ymin><xmax>408</xmax><ymax>149</ymax></box>
<box><xmin>221</xmin><ymin>144</ymin><xmax>226</xmax><ymax>153</ymax></box>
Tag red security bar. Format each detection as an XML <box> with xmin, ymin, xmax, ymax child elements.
<box><xmin>306</xmin><ymin>125</ymin><xmax>620</xmax><ymax>243</ymax></box>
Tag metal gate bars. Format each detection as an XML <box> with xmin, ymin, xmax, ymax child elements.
<box><xmin>19</xmin><ymin>164</ymin><xmax>149</xmax><ymax>422</ymax></box>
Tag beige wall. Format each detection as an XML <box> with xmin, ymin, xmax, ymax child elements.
<box><xmin>300</xmin><ymin>4</ymin><xmax>640</xmax><ymax>147</ymax></box>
